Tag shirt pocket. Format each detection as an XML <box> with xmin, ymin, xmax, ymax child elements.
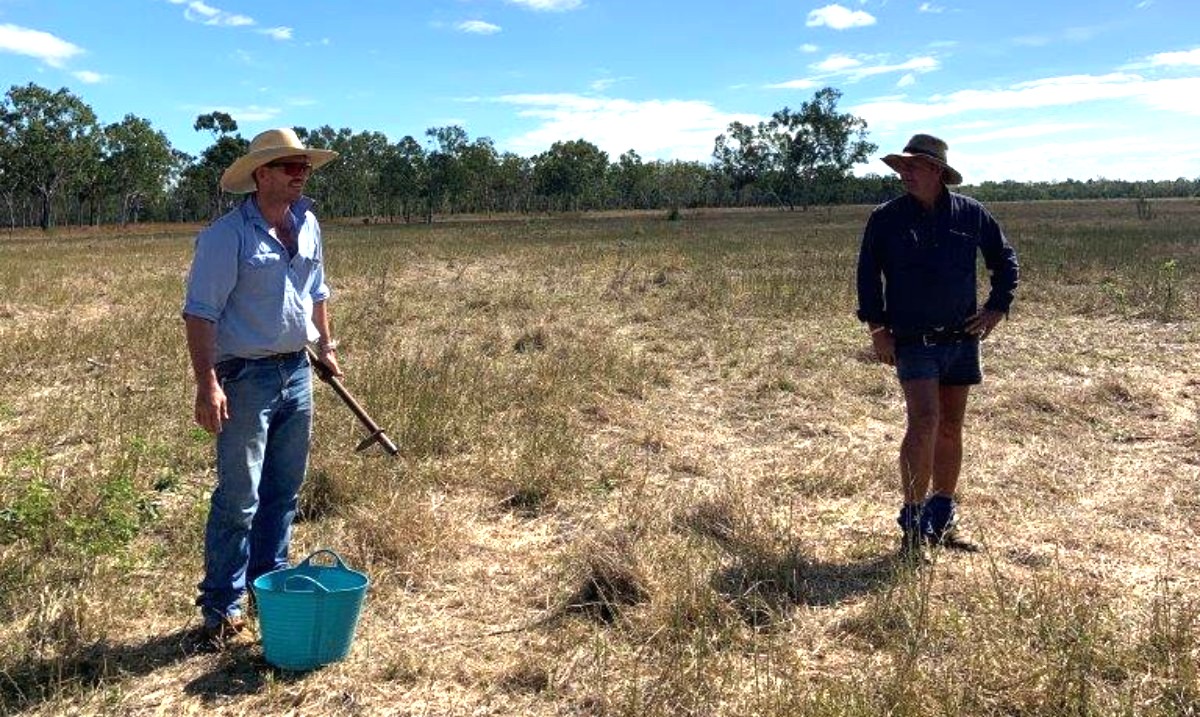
<box><xmin>945</xmin><ymin>228</ymin><xmax>980</xmax><ymax>268</ymax></box>
<box><xmin>238</xmin><ymin>250</ymin><xmax>287</xmax><ymax>300</ymax></box>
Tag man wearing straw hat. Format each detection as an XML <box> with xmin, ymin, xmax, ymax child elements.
<box><xmin>182</xmin><ymin>128</ymin><xmax>341</xmax><ymax>644</ymax></box>
<box><xmin>855</xmin><ymin>133</ymin><xmax>1019</xmax><ymax>561</ymax></box>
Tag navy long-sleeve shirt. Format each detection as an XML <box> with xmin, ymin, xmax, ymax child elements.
<box><xmin>856</xmin><ymin>189</ymin><xmax>1019</xmax><ymax>334</ymax></box>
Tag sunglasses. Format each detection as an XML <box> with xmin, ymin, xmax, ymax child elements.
<box><xmin>263</xmin><ymin>160</ymin><xmax>313</xmax><ymax>177</ymax></box>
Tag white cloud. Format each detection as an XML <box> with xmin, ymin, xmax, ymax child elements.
<box><xmin>765</xmin><ymin>78</ymin><xmax>820</xmax><ymax>90</ymax></box>
<box><xmin>897</xmin><ymin>73</ymin><xmax>916</xmax><ymax>88</ymax></box>
<box><xmin>852</xmin><ymin>73</ymin><xmax>1200</xmax><ymax>129</ymax></box>
<box><xmin>768</xmin><ymin>55</ymin><xmax>938</xmax><ymax>89</ymax></box>
<box><xmin>180</xmin><ymin>1</ymin><xmax>255</xmax><ymax>27</ymax></box>
<box><xmin>457</xmin><ymin>20</ymin><xmax>502</xmax><ymax>34</ymax></box>
<box><xmin>1148</xmin><ymin>48</ymin><xmax>1200</xmax><ymax>67</ymax></box>
<box><xmin>189</xmin><ymin>104</ymin><xmax>280</xmax><ymax>122</ymax></box>
<box><xmin>590</xmin><ymin>77</ymin><xmax>628</xmax><ymax>92</ymax></box>
<box><xmin>492</xmin><ymin>93</ymin><xmax>760</xmax><ymax>161</ymax></box>
<box><xmin>505</xmin><ymin>0</ymin><xmax>583</xmax><ymax>11</ymax></box>
<box><xmin>867</xmin><ymin>122</ymin><xmax>1200</xmax><ymax>183</ymax></box>
<box><xmin>72</xmin><ymin>70</ymin><xmax>105</xmax><ymax>84</ymax></box>
<box><xmin>918</xmin><ymin>2</ymin><xmax>944</xmax><ymax>12</ymax></box>
<box><xmin>849</xmin><ymin>56</ymin><xmax>939</xmax><ymax>80</ymax></box>
<box><xmin>799</xmin><ymin>43</ymin><xmax>820</xmax><ymax>53</ymax></box>
<box><xmin>814</xmin><ymin>54</ymin><xmax>862</xmax><ymax>72</ymax></box>
<box><xmin>953</xmin><ymin>122</ymin><xmax>1100</xmax><ymax>144</ymax></box>
<box><xmin>260</xmin><ymin>26</ymin><xmax>292</xmax><ymax>40</ymax></box>
<box><xmin>806</xmin><ymin>4</ymin><xmax>876</xmax><ymax>30</ymax></box>
<box><xmin>0</xmin><ymin>23</ymin><xmax>83</xmax><ymax>67</ymax></box>
<box><xmin>960</xmin><ymin>135</ymin><xmax>1200</xmax><ymax>183</ymax></box>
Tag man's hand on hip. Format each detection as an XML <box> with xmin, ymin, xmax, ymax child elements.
<box><xmin>965</xmin><ymin>309</ymin><xmax>1005</xmax><ymax>339</ymax></box>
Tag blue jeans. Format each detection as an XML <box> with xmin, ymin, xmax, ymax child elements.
<box><xmin>197</xmin><ymin>352</ymin><xmax>312</xmax><ymax>626</ymax></box>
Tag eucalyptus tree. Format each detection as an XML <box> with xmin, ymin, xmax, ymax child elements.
<box><xmin>0</xmin><ymin>113</ymin><xmax>20</xmax><ymax>228</ymax></box>
<box><xmin>103</xmin><ymin>114</ymin><xmax>173</xmax><ymax>224</ymax></box>
<box><xmin>712</xmin><ymin>120</ymin><xmax>769</xmax><ymax>203</ymax></box>
<box><xmin>182</xmin><ymin>112</ymin><xmax>245</xmax><ymax>220</ymax></box>
<box><xmin>533</xmin><ymin>139</ymin><xmax>609</xmax><ymax>211</ymax></box>
<box><xmin>713</xmin><ymin>87</ymin><xmax>874</xmax><ymax>209</ymax></box>
<box><xmin>459</xmin><ymin>137</ymin><xmax>499</xmax><ymax>214</ymax></box>
<box><xmin>304</xmin><ymin>127</ymin><xmax>390</xmax><ymax>219</ymax></box>
<box><xmin>295</xmin><ymin>125</ymin><xmax>346</xmax><ymax>214</ymax></box>
<box><xmin>379</xmin><ymin>135</ymin><xmax>426</xmax><ymax>223</ymax></box>
<box><xmin>493</xmin><ymin>151</ymin><xmax>533</xmax><ymax>214</ymax></box>
<box><xmin>0</xmin><ymin>83</ymin><xmax>101</xmax><ymax>229</ymax></box>
<box><xmin>611</xmin><ymin>150</ymin><xmax>655</xmax><ymax>209</ymax></box>
<box><xmin>423</xmin><ymin>125</ymin><xmax>469</xmax><ymax>220</ymax></box>
<box><xmin>655</xmin><ymin>160</ymin><xmax>712</xmax><ymax>212</ymax></box>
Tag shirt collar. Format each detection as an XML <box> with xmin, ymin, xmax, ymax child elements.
<box><xmin>240</xmin><ymin>195</ymin><xmax>315</xmax><ymax>231</ymax></box>
<box><xmin>240</xmin><ymin>196</ymin><xmax>317</xmax><ymax>256</ymax></box>
<box><xmin>901</xmin><ymin>186</ymin><xmax>951</xmax><ymax>217</ymax></box>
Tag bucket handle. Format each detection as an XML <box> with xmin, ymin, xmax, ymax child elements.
<box><xmin>297</xmin><ymin>548</ymin><xmax>350</xmax><ymax>571</ymax></box>
<box><xmin>283</xmin><ymin>574</ymin><xmax>330</xmax><ymax>593</ymax></box>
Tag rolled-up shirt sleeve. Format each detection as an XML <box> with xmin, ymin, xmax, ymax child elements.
<box><xmin>182</xmin><ymin>224</ymin><xmax>237</xmax><ymax>323</ymax></box>
<box><xmin>308</xmin><ymin>216</ymin><xmax>330</xmax><ymax>304</ymax></box>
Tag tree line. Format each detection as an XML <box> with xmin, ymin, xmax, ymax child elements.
<box><xmin>1</xmin><ymin>82</ymin><xmax>1197</xmax><ymax>230</ymax></box>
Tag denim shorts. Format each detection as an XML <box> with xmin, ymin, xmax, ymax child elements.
<box><xmin>895</xmin><ymin>339</ymin><xmax>982</xmax><ymax>385</ymax></box>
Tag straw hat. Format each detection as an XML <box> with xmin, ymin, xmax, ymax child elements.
<box><xmin>881</xmin><ymin>133</ymin><xmax>963</xmax><ymax>186</ymax></box>
<box><xmin>220</xmin><ymin>128</ymin><xmax>339</xmax><ymax>194</ymax></box>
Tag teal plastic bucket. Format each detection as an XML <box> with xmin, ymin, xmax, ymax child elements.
<box><xmin>252</xmin><ymin>549</ymin><xmax>369</xmax><ymax>670</ymax></box>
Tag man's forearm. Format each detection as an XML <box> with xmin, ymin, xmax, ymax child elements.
<box><xmin>183</xmin><ymin>315</ymin><xmax>219</xmax><ymax>388</ymax></box>
<box><xmin>312</xmin><ymin>300</ymin><xmax>334</xmax><ymax>348</ymax></box>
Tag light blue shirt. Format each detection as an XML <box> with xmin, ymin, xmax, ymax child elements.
<box><xmin>183</xmin><ymin>196</ymin><xmax>330</xmax><ymax>363</ymax></box>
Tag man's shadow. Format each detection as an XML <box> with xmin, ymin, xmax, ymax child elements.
<box><xmin>712</xmin><ymin>550</ymin><xmax>908</xmax><ymax>627</ymax></box>
<box><xmin>0</xmin><ymin>626</ymin><xmax>304</xmax><ymax>713</ymax></box>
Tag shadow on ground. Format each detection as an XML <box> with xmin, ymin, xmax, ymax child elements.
<box><xmin>0</xmin><ymin>626</ymin><xmax>307</xmax><ymax>713</ymax></box>
<box><xmin>714</xmin><ymin>551</ymin><xmax>909</xmax><ymax>628</ymax></box>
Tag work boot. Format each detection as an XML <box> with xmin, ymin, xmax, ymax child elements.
<box><xmin>920</xmin><ymin>494</ymin><xmax>955</xmax><ymax>542</ymax></box>
<box><xmin>198</xmin><ymin>614</ymin><xmax>249</xmax><ymax>651</ymax></box>
<box><xmin>896</xmin><ymin>503</ymin><xmax>929</xmax><ymax>565</ymax></box>
<box><xmin>921</xmin><ymin>495</ymin><xmax>979</xmax><ymax>552</ymax></box>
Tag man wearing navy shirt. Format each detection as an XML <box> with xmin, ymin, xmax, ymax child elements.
<box><xmin>182</xmin><ymin>128</ymin><xmax>342</xmax><ymax>644</ymax></box>
<box><xmin>856</xmin><ymin>134</ymin><xmax>1019</xmax><ymax>560</ymax></box>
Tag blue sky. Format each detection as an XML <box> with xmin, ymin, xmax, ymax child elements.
<box><xmin>2</xmin><ymin>0</ymin><xmax>1198</xmax><ymax>183</ymax></box>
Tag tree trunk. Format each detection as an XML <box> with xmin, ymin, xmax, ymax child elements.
<box><xmin>38</xmin><ymin>189</ymin><xmax>53</xmax><ymax>230</ymax></box>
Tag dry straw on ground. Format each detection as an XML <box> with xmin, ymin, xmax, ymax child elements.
<box><xmin>0</xmin><ymin>200</ymin><xmax>1198</xmax><ymax>715</ymax></box>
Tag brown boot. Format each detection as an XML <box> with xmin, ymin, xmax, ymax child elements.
<box><xmin>198</xmin><ymin>615</ymin><xmax>249</xmax><ymax>650</ymax></box>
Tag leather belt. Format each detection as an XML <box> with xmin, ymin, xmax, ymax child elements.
<box><xmin>893</xmin><ymin>329</ymin><xmax>976</xmax><ymax>348</ymax></box>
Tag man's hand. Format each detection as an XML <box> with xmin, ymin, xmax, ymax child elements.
<box><xmin>871</xmin><ymin>328</ymin><xmax>896</xmax><ymax>366</ymax></box>
<box><xmin>965</xmin><ymin>309</ymin><xmax>1005</xmax><ymax>340</ymax></box>
<box><xmin>317</xmin><ymin>346</ymin><xmax>344</xmax><ymax>377</ymax></box>
<box><xmin>194</xmin><ymin>381</ymin><xmax>229</xmax><ymax>434</ymax></box>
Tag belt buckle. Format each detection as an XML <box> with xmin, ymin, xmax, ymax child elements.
<box><xmin>923</xmin><ymin>326</ymin><xmax>945</xmax><ymax>347</ymax></box>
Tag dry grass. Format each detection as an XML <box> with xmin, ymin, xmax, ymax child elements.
<box><xmin>1</xmin><ymin>200</ymin><xmax>1199</xmax><ymax>715</ymax></box>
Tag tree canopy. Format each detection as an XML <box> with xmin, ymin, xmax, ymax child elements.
<box><xmin>0</xmin><ymin>82</ymin><xmax>1195</xmax><ymax>230</ymax></box>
